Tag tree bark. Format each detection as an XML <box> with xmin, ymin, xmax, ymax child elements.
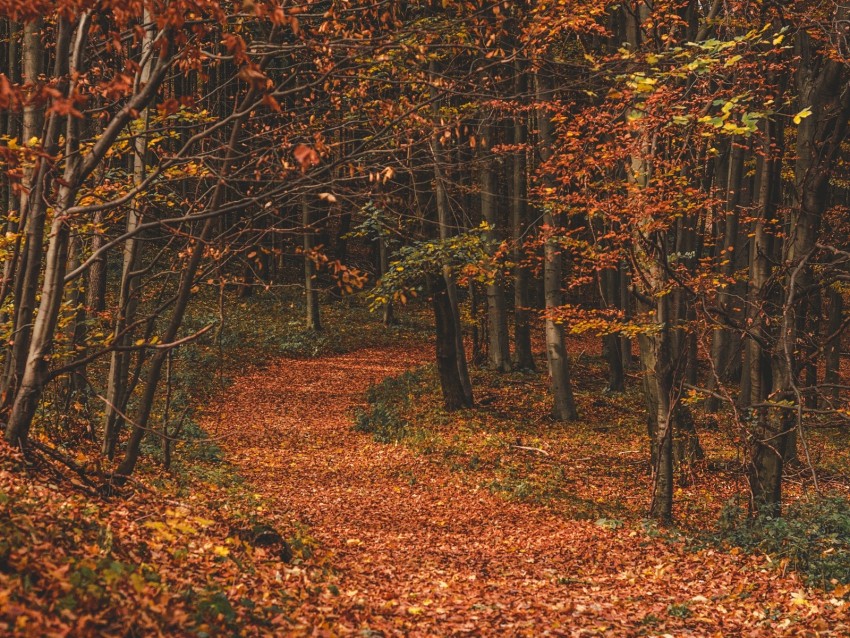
<box><xmin>480</xmin><ymin>120</ymin><xmax>511</xmax><ymax>372</ymax></box>
<box><xmin>431</xmin><ymin>275</ymin><xmax>473</xmax><ymax>411</ymax></box>
<box><xmin>536</xmin><ymin>69</ymin><xmax>578</xmax><ymax>421</ymax></box>
<box><xmin>303</xmin><ymin>194</ymin><xmax>322</xmax><ymax>331</ymax></box>
<box><xmin>103</xmin><ymin>12</ymin><xmax>154</xmax><ymax>456</ymax></box>
<box><xmin>511</xmin><ymin>59</ymin><xmax>535</xmax><ymax>371</ymax></box>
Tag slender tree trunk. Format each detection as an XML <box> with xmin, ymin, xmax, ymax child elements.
<box><xmin>86</xmin><ymin>210</ymin><xmax>108</xmax><ymax>313</ymax></box>
<box><xmin>65</xmin><ymin>235</ymin><xmax>89</xmax><ymax>400</ymax></box>
<box><xmin>103</xmin><ymin>13</ymin><xmax>154</xmax><ymax>456</ymax></box>
<box><xmin>303</xmin><ymin>195</ymin><xmax>322</xmax><ymax>331</ymax></box>
<box><xmin>430</xmin><ymin>61</ymin><xmax>473</xmax><ymax>405</ymax></box>
<box><xmin>0</xmin><ymin>20</ymin><xmax>21</xmax><ymax>310</ymax></box>
<box><xmin>825</xmin><ymin>287</ymin><xmax>842</xmax><ymax>404</ymax></box>
<box><xmin>480</xmin><ymin>120</ymin><xmax>511</xmax><ymax>372</ymax></box>
<box><xmin>1</xmin><ymin>18</ymin><xmax>47</xmax><ymax>412</ymax></box>
<box><xmin>620</xmin><ymin>261</ymin><xmax>632</xmax><ymax>370</ymax></box>
<box><xmin>649</xmin><ymin>293</ymin><xmax>674</xmax><ymax>523</ymax></box>
<box><xmin>706</xmin><ymin>139</ymin><xmax>745</xmax><ymax>411</ymax></box>
<box><xmin>602</xmin><ymin>266</ymin><xmax>625</xmax><ymax>392</ymax></box>
<box><xmin>431</xmin><ymin>275</ymin><xmax>473</xmax><ymax>411</ymax></box>
<box><xmin>511</xmin><ymin>61</ymin><xmax>535</xmax><ymax>371</ymax></box>
<box><xmin>536</xmin><ymin>70</ymin><xmax>578</xmax><ymax>421</ymax></box>
<box><xmin>378</xmin><ymin>235</ymin><xmax>394</xmax><ymax>326</ymax></box>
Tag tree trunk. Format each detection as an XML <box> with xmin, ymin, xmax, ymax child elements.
<box><xmin>430</xmin><ymin>60</ymin><xmax>473</xmax><ymax>405</ymax></box>
<box><xmin>602</xmin><ymin>266</ymin><xmax>625</xmax><ymax>392</ymax></box>
<box><xmin>706</xmin><ymin>139</ymin><xmax>745</xmax><ymax>411</ymax></box>
<box><xmin>824</xmin><ymin>287</ymin><xmax>842</xmax><ymax>403</ymax></box>
<box><xmin>103</xmin><ymin>13</ymin><xmax>154</xmax><ymax>456</ymax></box>
<box><xmin>511</xmin><ymin>61</ymin><xmax>535</xmax><ymax>371</ymax></box>
<box><xmin>480</xmin><ymin>120</ymin><xmax>512</xmax><ymax>372</ymax></box>
<box><xmin>1</xmin><ymin>18</ymin><xmax>47</xmax><ymax>413</ymax></box>
<box><xmin>378</xmin><ymin>235</ymin><xmax>395</xmax><ymax>326</ymax></box>
<box><xmin>86</xmin><ymin>209</ymin><xmax>108</xmax><ymax>313</ymax></box>
<box><xmin>303</xmin><ymin>195</ymin><xmax>322</xmax><ymax>331</ymax></box>
<box><xmin>536</xmin><ymin>70</ymin><xmax>578</xmax><ymax>421</ymax></box>
<box><xmin>431</xmin><ymin>275</ymin><xmax>473</xmax><ymax>411</ymax></box>
<box><xmin>648</xmin><ymin>295</ymin><xmax>674</xmax><ymax>523</ymax></box>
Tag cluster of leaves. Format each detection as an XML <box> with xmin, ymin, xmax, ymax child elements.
<box><xmin>368</xmin><ymin>223</ymin><xmax>493</xmax><ymax>311</ymax></box>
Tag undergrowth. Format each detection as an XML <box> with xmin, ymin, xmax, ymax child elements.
<box><xmin>353</xmin><ymin>368</ymin><xmax>426</xmax><ymax>443</ymax></box>
<box><xmin>354</xmin><ymin>336</ymin><xmax>850</xmax><ymax>594</ymax></box>
<box><xmin>352</xmin><ymin>347</ymin><xmax>644</xmax><ymax>522</ymax></box>
<box><xmin>2</xmin><ymin>290</ymin><xmax>428</xmax><ymax>636</ymax></box>
<box><xmin>717</xmin><ymin>496</ymin><xmax>850</xmax><ymax>590</ymax></box>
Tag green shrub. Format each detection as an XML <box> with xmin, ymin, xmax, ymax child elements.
<box><xmin>354</xmin><ymin>403</ymin><xmax>407</xmax><ymax>443</ymax></box>
<box><xmin>353</xmin><ymin>368</ymin><xmax>426</xmax><ymax>443</ymax></box>
<box><xmin>717</xmin><ymin>496</ymin><xmax>850</xmax><ymax>588</ymax></box>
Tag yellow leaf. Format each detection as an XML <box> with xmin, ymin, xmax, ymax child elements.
<box><xmin>793</xmin><ymin>107</ymin><xmax>812</xmax><ymax>125</ymax></box>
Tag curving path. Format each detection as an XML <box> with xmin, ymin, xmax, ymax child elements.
<box><xmin>202</xmin><ymin>344</ymin><xmax>847</xmax><ymax>637</ymax></box>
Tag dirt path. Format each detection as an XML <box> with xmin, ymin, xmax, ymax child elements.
<box><xmin>202</xmin><ymin>345</ymin><xmax>846</xmax><ymax>636</ymax></box>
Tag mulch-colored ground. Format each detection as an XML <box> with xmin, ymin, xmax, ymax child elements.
<box><xmin>201</xmin><ymin>344</ymin><xmax>850</xmax><ymax>636</ymax></box>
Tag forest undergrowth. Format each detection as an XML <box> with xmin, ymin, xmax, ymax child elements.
<box><xmin>0</xmin><ymin>294</ymin><xmax>429</xmax><ymax>636</ymax></box>
<box><xmin>4</xmin><ymin>296</ymin><xmax>850</xmax><ymax>635</ymax></box>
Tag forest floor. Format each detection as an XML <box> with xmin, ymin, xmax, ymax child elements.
<box><xmin>200</xmin><ymin>341</ymin><xmax>850</xmax><ymax>636</ymax></box>
<box><xmin>3</xmin><ymin>296</ymin><xmax>850</xmax><ymax>636</ymax></box>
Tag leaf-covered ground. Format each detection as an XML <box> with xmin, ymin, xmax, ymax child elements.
<box><xmin>200</xmin><ymin>343</ymin><xmax>850</xmax><ymax>636</ymax></box>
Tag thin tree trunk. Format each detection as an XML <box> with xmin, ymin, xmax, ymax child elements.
<box><xmin>431</xmin><ymin>275</ymin><xmax>473</xmax><ymax>411</ymax></box>
<box><xmin>511</xmin><ymin>60</ymin><xmax>535</xmax><ymax>371</ymax></box>
<box><xmin>649</xmin><ymin>294</ymin><xmax>674</xmax><ymax>523</ymax></box>
<box><xmin>378</xmin><ymin>235</ymin><xmax>394</xmax><ymax>326</ymax></box>
<box><xmin>480</xmin><ymin>120</ymin><xmax>511</xmax><ymax>372</ymax></box>
<box><xmin>1</xmin><ymin>18</ymin><xmax>47</xmax><ymax>412</ymax></box>
<box><xmin>602</xmin><ymin>266</ymin><xmax>625</xmax><ymax>392</ymax></box>
<box><xmin>103</xmin><ymin>12</ymin><xmax>154</xmax><ymax>456</ymax></box>
<box><xmin>430</xmin><ymin>61</ymin><xmax>473</xmax><ymax>405</ymax></box>
<box><xmin>706</xmin><ymin>139</ymin><xmax>745</xmax><ymax>411</ymax></box>
<box><xmin>303</xmin><ymin>195</ymin><xmax>321</xmax><ymax>331</ymax></box>
<box><xmin>536</xmin><ymin>70</ymin><xmax>578</xmax><ymax>421</ymax></box>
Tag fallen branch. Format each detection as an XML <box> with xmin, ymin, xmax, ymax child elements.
<box><xmin>512</xmin><ymin>445</ymin><xmax>549</xmax><ymax>456</ymax></box>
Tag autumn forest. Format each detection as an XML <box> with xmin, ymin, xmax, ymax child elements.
<box><xmin>3</xmin><ymin>0</ymin><xmax>850</xmax><ymax>635</ymax></box>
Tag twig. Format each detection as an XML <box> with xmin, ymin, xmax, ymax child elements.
<box><xmin>511</xmin><ymin>445</ymin><xmax>549</xmax><ymax>456</ymax></box>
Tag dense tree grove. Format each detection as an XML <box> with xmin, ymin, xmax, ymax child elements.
<box><xmin>2</xmin><ymin>0</ymin><xmax>850</xmax><ymax>531</ymax></box>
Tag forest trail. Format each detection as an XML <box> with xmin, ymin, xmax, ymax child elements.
<box><xmin>202</xmin><ymin>345</ymin><xmax>844</xmax><ymax>636</ymax></box>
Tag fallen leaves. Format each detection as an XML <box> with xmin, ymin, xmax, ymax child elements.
<box><xmin>199</xmin><ymin>343</ymin><xmax>850</xmax><ymax>636</ymax></box>
<box><xmin>5</xmin><ymin>339</ymin><xmax>850</xmax><ymax>635</ymax></box>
